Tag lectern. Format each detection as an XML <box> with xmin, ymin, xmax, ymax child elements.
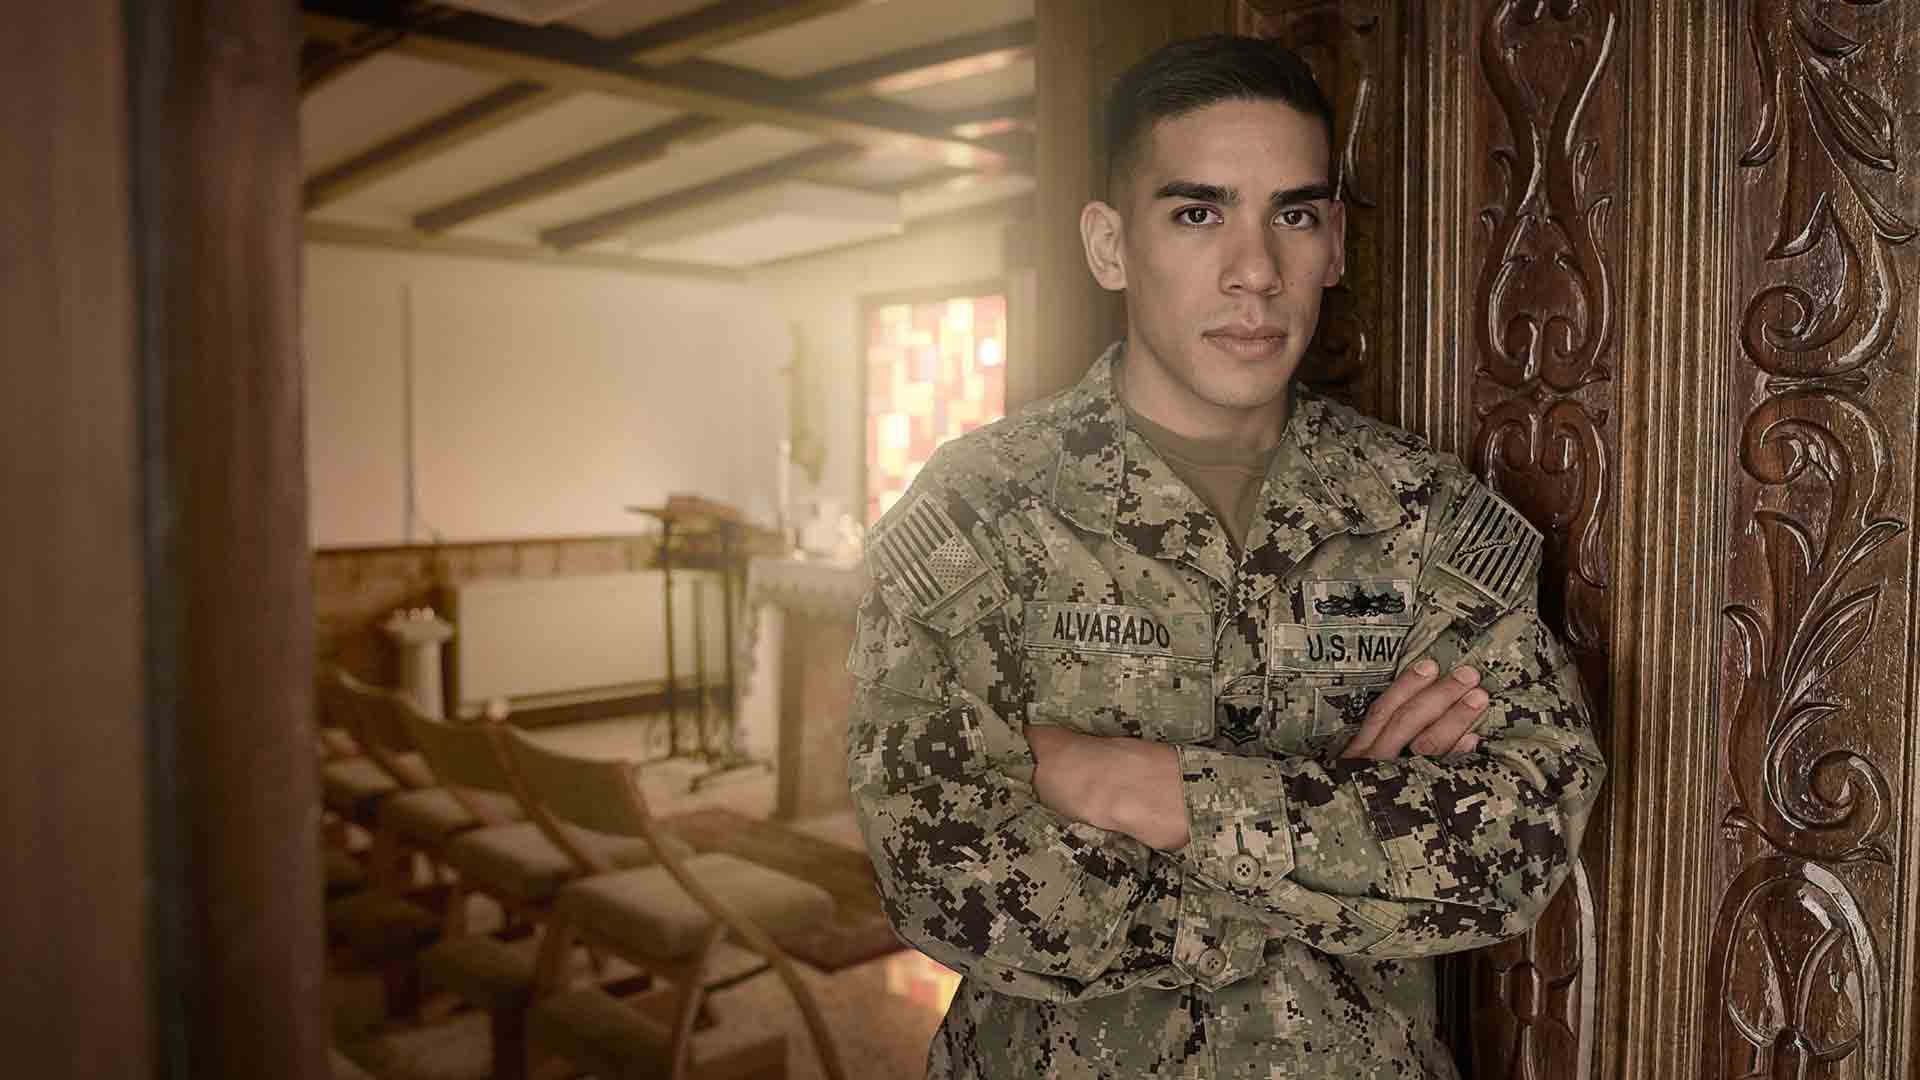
<box><xmin>626</xmin><ymin>495</ymin><xmax>767</xmax><ymax>788</ymax></box>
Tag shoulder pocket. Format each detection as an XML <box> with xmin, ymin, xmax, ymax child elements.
<box><xmin>869</xmin><ymin>497</ymin><xmax>1009</xmax><ymax>636</ymax></box>
<box><xmin>1422</xmin><ymin>484</ymin><xmax>1543</xmax><ymax>626</ymax></box>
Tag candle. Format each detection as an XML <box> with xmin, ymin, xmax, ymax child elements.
<box><xmin>777</xmin><ymin>437</ymin><xmax>792</xmax><ymax>543</ymax></box>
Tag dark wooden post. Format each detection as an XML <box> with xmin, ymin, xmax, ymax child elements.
<box><xmin>130</xmin><ymin>2</ymin><xmax>328</xmax><ymax>1076</ymax></box>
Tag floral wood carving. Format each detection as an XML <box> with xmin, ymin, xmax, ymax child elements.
<box><xmin>1724</xmin><ymin>0</ymin><xmax>1907</xmax><ymax>873</ymax></box>
<box><xmin>1465</xmin><ymin>3</ymin><xmax>1619</xmax><ymax>1079</ymax></box>
<box><xmin>1470</xmin><ymin>0</ymin><xmax>1619</xmax><ymax>657</ymax></box>
<box><xmin>1707</xmin><ymin>857</ymin><xmax>1884</xmax><ymax>1079</ymax></box>
<box><xmin>1715</xmin><ymin>0</ymin><xmax>1912</xmax><ymax>1075</ymax></box>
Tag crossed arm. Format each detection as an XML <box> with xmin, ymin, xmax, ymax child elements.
<box><xmin>1028</xmin><ymin>657</ymin><xmax>1494</xmax><ymax>852</ymax></box>
<box><xmin>847</xmin><ymin>580</ymin><xmax>1605</xmax><ymax>1001</ymax></box>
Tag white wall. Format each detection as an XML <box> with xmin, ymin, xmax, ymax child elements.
<box><xmin>747</xmin><ymin>219</ymin><xmax>1012</xmax><ymax>518</ymax></box>
<box><xmin>304</xmin><ymin>243</ymin><xmax>787</xmax><ymax>547</ymax></box>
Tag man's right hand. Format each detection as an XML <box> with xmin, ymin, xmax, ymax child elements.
<box><xmin>1340</xmin><ymin>657</ymin><xmax>1490</xmax><ymax>759</ymax></box>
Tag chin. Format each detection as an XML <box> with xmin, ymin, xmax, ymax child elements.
<box><xmin>1188</xmin><ymin>369</ymin><xmax>1295</xmax><ymax>412</ymax></box>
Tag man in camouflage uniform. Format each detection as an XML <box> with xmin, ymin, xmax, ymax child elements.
<box><xmin>846</xmin><ymin>36</ymin><xmax>1605</xmax><ymax>1079</ymax></box>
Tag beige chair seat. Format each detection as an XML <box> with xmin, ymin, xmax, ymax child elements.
<box><xmin>445</xmin><ymin>821</ymin><xmax>666</xmax><ymax>904</ymax></box>
<box><xmin>321</xmin><ymin>844</ymin><xmax>367</xmax><ymax>898</ymax></box>
<box><xmin>421</xmin><ymin>935</ymin><xmax>537</xmax><ymax>1012</ymax></box>
<box><xmin>528</xmin><ymin>987</ymin><xmax>674</xmax><ymax>1079</ymax></box>
<box><xmin>556</xmin><ymin>853</ymin><xmax>834</xmax><ymax>961</ymax></box>
<box><xmin>327</xmin><ymin>891</ymin><xmax>441</xmax><ymax>961</ymax></box>
<box><xmin>320</xmin><ymin>755</ymin><xmax>411</xmax><ymax>819</ymax></box>
<box><xmin>318</xmin><ymin>725</ymin><xmax>361</xmax><ymax>759</ymax></box>
<box><xmin>379</xmin><ymin>786</ymin><xmax>525</xmax><ymax>846</ymax></box>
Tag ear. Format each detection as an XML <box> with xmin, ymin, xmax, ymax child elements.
<box><xmin>1322</xmin><ymin>198</ymin><xmax>1348</xmax><ymax>287</ymax></box>
<box><xmin>1080</xmin><ymin>200</ymin><xmax>1127</xmax><ymax>292</ymax></box>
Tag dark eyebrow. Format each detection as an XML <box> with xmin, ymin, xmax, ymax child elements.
<box><xmin>1150</xmin><ymin>180</ymin><xmax>1337</xmax><ymax>208</ymax></box>
<box><xmin>1153</xmin><ymin>180</ymin><xmax>1236</xmax><ymax>204</ymax></box>
<box><xmin>1270</xmin><ymin>182</ymin><xmax>1337</xmax><ymax>210</ymax></box>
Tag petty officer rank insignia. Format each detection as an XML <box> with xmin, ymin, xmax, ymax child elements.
<box><xmin>1435</xmin><ymin>484</ymin><xmax>1543</xmax><ymax>607</ymax></box>
<box><xmin>869</xmin><ymin>496</ymin><xmax>996</xmax><ymax>625</ymax></box>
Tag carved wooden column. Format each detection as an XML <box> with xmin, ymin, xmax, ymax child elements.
<box><xmin>1709</xmin><ymin>2</ymin><xmax>1920</xmax><ymax>1075</ymax></box>
<box><xmin>1459</xmin><ymin>3</ymin><xmax>1624</xmax><ymax>1076</ymax></box>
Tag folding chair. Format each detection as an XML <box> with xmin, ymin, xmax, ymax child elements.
<box><xmin>401</xmin><ymin>708</ymin><xmax>682</xmax><ymax>1080</ymax></box>
<box><xmin>499</xmin><ymin>727</ymin><xmax>847</xmax><ymax>1080</ymax></box>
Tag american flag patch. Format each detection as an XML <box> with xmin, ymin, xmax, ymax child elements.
<box><xmin>1438</xmin><ymin>486</ymin><xmax>1542</xmax><ymax>604</ymax></box>
<box><xmin>871</xmin><ymin>498</ymin><xmax>990</xmax><ymax>617</ymax></box>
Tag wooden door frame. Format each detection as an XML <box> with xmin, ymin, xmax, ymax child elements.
<box><xmin>5</xmin><ymin>4</ymin><xmax>327</xmax><ymax>1076</ymax></box>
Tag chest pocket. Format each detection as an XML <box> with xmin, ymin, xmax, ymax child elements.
<box><xmin>1264</xmin><ymin>612</ymin><xmax>1412</xmax><ymax>757</ymax></box>
<box><xmin>1022</xmin><ymin>604</ymin><xmax>1214</xmax><ymax>743</ymax></box>
<box><xmin>1264</xmin><ymin>673</ymin><xmax>1395</xmax><ymax>757</ymax></box>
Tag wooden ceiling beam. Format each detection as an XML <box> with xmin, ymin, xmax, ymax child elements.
<box><xmin>300</xmin><ymin>3</ymin><xmax>461</xmax><ymax>94</ymax></box>
<box><xmin>502</xmin><ymin>106</ymin><xmax>1029</xmax><ymax>249</ymax></box>
<box><xmin>301</xmin><ymin>34</ymin><xmax>399</xmax><ymax>94</ymax></box>
<box><xmin>793</xmin><ymin>20</ymin><xmax>1034</xmax><ymax>101</ymax></box>
<box><xmin>607</xmin><ymin>0</ymin><xmax>877</xmax><ymax>68</ymax></box>
<box><xmin>406</xmin><ymin>73</ymin><xmax>1034</xmax><ymax>233</ymax></box>
<box><xmin>541</xmin><ymin>143</ymin><xmax>865</xmax><ymax>250</ymax></box>
<box><xmin>304</xmin><ymin>80</ymin><xmax>565</xmax><ymax>208</ymax></box>
<box><xmin>304</xmin><ymin>5</ymin><xmax>1035</xmax><ymax>218</ymax></box>
<box><xmin>302</xmin><ymin>4</ymin><xmax>1012</xmax><ymax>171</ymax></box>
<box><xmin>307</xmin><ymin>220</ymin><xmax>745</xmax><ymax>280</ymax></box>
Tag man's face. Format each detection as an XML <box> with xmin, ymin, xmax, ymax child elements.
<box><xmin>1088</xmin><ymin>98</ymin><xmax>1345</xmax><ymax>436</ymax></box>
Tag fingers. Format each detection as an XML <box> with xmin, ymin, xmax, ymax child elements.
<box><xmin>1405</xmin><ymin>687</ymin><xmax>1489</xmax><ymax>756</ymax></box>
<box><xmin>1344</xmin><ymin>665</ymin><xmax>1490</xmax><ymax>760</ymax></box>
<box><xmin>1341</xmin><ymin>658</ymin><xmax>1441</xmax><ymax>757</ymax></box>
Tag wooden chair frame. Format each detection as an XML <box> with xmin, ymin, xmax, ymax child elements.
<box><xmin>497</xmin><ymin>726</ymin><xmax>848</xmax><ymax>1080</ymax></box>
<box><xmin>328</xmin><ymin>671</ymin><xmax>449</xmax><ymax>892</ymax></box>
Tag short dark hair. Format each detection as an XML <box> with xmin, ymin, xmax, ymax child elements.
<box><xmin>1104</xmin><ymin>35</ymin><xmax>1335</xmax><ymax>200</ymax></box>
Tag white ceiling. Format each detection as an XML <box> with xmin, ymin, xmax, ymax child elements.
<box><xmin>301</xmin><ymin>0</ymin><xmax>1035</xmax><ymax>273</ymax></box>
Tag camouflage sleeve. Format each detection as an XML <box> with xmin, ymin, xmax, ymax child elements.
<box><xmin>1170</xmin><ymin>475</ymin><xmax>1607</xmax><ymax>958</ymax></box>
<box><xmin>847</xmin><ymin>491</ymin><xmax>1267</xmax><ymax>1000</ymax></box>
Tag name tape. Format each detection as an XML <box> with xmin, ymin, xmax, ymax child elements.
<box><xmin>1024</xmin><ymin>602</ymin><xmax>1209</xmax><ymax>659</ymax></box>
<box><xmin>1272</xmin><ymin>623</ymin><xmax>1407</xmax><ymax>674</ymax></box>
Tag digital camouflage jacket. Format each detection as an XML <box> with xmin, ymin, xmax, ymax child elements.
<box><xmin>846</xmin><ymin>349</ymin><xmax>1605</xmax><ymax>1079</ymax></box>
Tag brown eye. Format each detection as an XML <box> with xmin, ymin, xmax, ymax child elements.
<box><xmin>1176</xmin><ymin>207</ymin><xmax>1220</xmax><ymax>226</ymax></box>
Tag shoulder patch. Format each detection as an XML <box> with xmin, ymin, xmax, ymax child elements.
<box><xmin>869</xmin><ymin>497</ymin><xmax>1005</xmax><ymax>631</ymax></box>
<box><xmin>1435</xmin><ymin>485</ymin><xmax>1542</xmax><ymax>606</ymax></box>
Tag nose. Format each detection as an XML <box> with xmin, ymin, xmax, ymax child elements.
<box><xmin>1219</xmin><ymin>226</ymin><xmax>1283</xmax><ymax>295</ymax></box>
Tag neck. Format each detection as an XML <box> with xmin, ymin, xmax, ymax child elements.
<box><xmin>1115</xmin><ymin>340</ymin><xmax>1293</xmax><ymax>451</ymax></box>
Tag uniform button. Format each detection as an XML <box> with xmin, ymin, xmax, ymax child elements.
<box><xmin>1196</xmin><ymin>948</ymin><xmax>1228</xmax><ymax>978</ymax></box>
<box><xmin>1229</xmin><ymin>854</ymin><xmax>1261</xmax><ymax>884</ymax></box>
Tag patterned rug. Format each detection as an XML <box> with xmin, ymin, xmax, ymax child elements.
<box><xmin>661</xmin><ymin>807</ymin><xmax>902</xmax><ymax>972</ymax></box>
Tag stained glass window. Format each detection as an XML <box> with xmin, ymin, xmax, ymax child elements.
<box><xmin>864</xmin><ymin>291</ymin><xmax>1007</xmax><ymax>524</ymax></box>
